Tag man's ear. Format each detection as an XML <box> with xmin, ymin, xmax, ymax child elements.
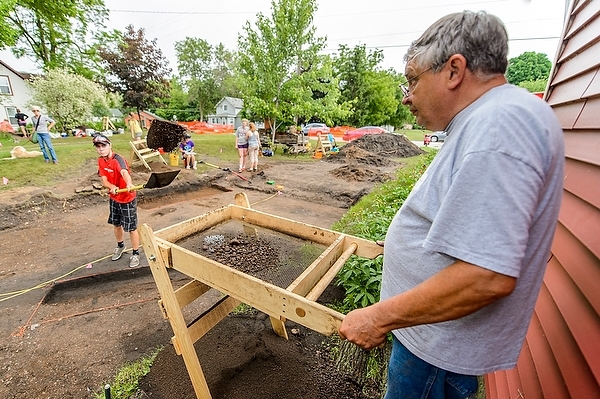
<box><xmin>446</xmin><ymin>54</ymin><xmax>468</xmax><ymax>90</ymax></box>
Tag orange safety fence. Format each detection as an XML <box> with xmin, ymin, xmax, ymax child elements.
<box><xmin>178</xmin><ymin>121</ymin><xmax>234</xmax><ymax>134</ymax></box>
<box><xmin>177</xmin><ymin>122</ymin><xmax>355</xmax><ymax>137</ymax></box>
<box><xmin>330</xmin><ymin>126</ymin><xmax>353</xmax><ymax>138</ymax></box>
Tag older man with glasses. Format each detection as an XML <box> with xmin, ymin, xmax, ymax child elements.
<box><xmin>30</xmin><ymin>106</ymin><xmax>59</xmax><ymax>164</ymax></box>
<box><xmin>339</xmin><ymin>11</ymin><xmax>564</xmax><ymax>399</ymax></box>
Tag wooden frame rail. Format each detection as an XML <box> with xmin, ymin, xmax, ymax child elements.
<box><xmin>139</xmin><ymin>194</ymin><xmax>382</xmax><ymax>399</ymax></box>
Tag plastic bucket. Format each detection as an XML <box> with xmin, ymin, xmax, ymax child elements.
<box><xmin>169</xmin><ymin>153</ymin><xmax>179</xmax><ymax>166</ymax></box>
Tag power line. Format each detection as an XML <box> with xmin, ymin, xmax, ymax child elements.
<box><xmin>110</xmin><ymin>0</ymin><xmax>506</xmax><ymax>17</ymax></box>
<box><xmin>111</xmin><ymin>9</ymin><xmax>253</xmax><ymax>15</ymax></box>
<box><xmin>321</xmin><ymin>35</ymin><xmax>561</xmax><ymax>52</ymax></box>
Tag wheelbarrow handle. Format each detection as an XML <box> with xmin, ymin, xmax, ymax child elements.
<box><xmin>114</xmin><ymin>184</ymin><xmax>144</xmax><ymax>194</ymax></box>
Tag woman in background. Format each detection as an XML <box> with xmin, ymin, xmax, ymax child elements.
<box><xmin>15</xmin><ymin>109</ymin><xmax>29</xmax><ymax>138</ymax></box>
<box><xmin>235</xmin><ymin>119</ymin><xmax>249</xmax><ymax>172</ymax></box>
<box><xmin>247</xmin><ymin>122</ymin><xmax>260</xmax><ymax>172</ymax></box>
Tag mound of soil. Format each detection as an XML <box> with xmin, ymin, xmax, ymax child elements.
<box><xmin>138</xmin><ymin>310</ymin><xmax>369</xmax><ymax>399</ymax></box>
<box><xmin>328</xmin><ymin>145</ymin><xmax>395</xmax><ymax>167</ymax></box>
<box><xmin>330</xmin><ymin>165</ymin><xmax>391</xmax><ymax>183</ymax></box>
<box><xmin>327</xmin><ymin>134</ymin><xmax>422</xmax><ymax>170</ymax></box>
<box><xmin>343</xmin><ymin>133</ymin><xmax>424</xmax><ymax>158</ymax></box>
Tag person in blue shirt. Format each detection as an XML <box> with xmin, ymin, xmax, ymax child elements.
<box><xmin>179</xmin><ymin>134</ymin><xmax>196</xmax><ymax>169</ymax></box>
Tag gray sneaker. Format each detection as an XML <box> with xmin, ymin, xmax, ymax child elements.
<box><xmin>129</xmin><ymin>254</ymin><xmax>140</xmax><ymax>268</ymax></box>
<box><xmin>111</xmin><ymin>246</ymin><xmax>125</xmax><ymax>261</ymax></box>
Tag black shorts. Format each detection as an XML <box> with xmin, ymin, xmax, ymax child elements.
<box><xmin>108</xmin><ymin>198</ymin><xmax>138</xmax><ymax>232</ymax></box>
<box><xmin>237</xmin><ymin>143</ymin><xmax>249</xmax><ymax>149</ymax></box>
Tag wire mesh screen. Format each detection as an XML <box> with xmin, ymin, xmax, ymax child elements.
<box><xmin>176</xmin><ymin>220</ymin><xmax>326</xmax><ymax>288</ymax></box>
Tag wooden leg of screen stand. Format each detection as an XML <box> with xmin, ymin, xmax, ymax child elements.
<box><xmin>140</xmin><ymin>224</ymin><xmax>213</xmax><ymax>399</ymax></box>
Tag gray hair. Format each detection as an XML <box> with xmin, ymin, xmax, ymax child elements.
<box><xmin>404</xmin><ymin>11</ymin><xmax>508</xmax><ymax>79</ymax></box>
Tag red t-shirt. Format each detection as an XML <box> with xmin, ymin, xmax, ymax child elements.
<box><xmin>98</xmin><ymin>153</ymin><xmax>136</xmax><ymax>203</ymax></box>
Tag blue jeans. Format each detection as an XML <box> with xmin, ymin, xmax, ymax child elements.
<box><xmin>36</xmin><ymin>132</ymin><xmax>58</xmax><ymax>162</ymax></box>
<box><xmin>384</xmin><ymin>335</ymin><xmax>478</xmax><ymax>399</ymax></box>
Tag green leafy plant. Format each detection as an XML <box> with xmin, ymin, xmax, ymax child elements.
<box><xmin>336</xmin><ymin>256</ymin><xmax>382</xmax><ymax>310</ymax></box>
<box><xmin>95</xmin><ymin>347</ymin><xmax>162</xmax><ymax>399</ymax></box>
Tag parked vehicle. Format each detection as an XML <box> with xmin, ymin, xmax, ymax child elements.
<box><xmin>429</xmin><ymin>131</ymin><xmax>447</xmax><ymax>142</ymax></box>
<box><xmin>342</xmin><ymin>126</ymin><xmax>388</xmax><ymax>142</ymax></box>
<box><xmin>302</xmin><ymin>123</ymin><xmax>330</xmax><ymax>137</ymax></box>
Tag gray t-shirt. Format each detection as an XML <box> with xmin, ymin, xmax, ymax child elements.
<box><xmin>380</xmin><ymin>84</ymin><xmax>564</xmax><ymax>375</ymax></box>
<box><xmin>31</xmin><ymin>115</ymin><xmax>55</xmax><ymax>133</ymax></box>
<box><xmin>236</xmin><ymin>126</ymin><xmax>248</xmax><ymax>145</ymax></box>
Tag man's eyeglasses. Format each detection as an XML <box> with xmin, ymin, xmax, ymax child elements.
<box><xmin>399</xmin><ymin>65</ymin><xmax>434</xmax><ymax>97</ymax></box>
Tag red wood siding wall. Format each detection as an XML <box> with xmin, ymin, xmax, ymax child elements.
<box><xmin>485</xmin><ymin>0</ymin><xmax>600</xmax><ymax>397</ymax></box>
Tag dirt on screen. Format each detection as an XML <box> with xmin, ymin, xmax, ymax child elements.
<box><xmin>0</xmin><ymin>134</ymin><xmax>422</xmax><ymax>399</ymax></box>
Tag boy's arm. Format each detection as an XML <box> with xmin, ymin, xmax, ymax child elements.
<box><xmin>120</xmin><ymin>169</ymin><xmax>135</xmax><ymax>190</ymax></box>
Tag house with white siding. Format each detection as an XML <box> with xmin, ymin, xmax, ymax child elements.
<box><xmin>207</xmin><ymin>97</ymin><xmax>244</xmax><ymax>129</ymax></box>
<box><xmin>0</xmin><ymin>60</ymin><xmax>34</xmax><ymax>128</ymax></box>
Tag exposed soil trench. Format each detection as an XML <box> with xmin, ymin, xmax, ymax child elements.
<box><xmin>0</xmin><ymin>134</ymin><xmax>422</xmax><ymax>399</ymax></box>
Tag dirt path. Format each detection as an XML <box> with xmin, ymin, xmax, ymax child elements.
<box><xmin>0</xmin><ymin>134</ymin><xmax>422</xmax><ymax>399</ymax></box>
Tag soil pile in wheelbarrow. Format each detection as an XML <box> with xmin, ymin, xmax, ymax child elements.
<box><xmin>147</xmin><ymin>120</ymin><xmax>189</xmax><ymax>152</ymax></box>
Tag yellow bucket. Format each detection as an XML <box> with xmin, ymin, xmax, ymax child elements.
<box><xmin>169</xmin><ymin>152</ymin><xmax>179</xmax><ymax>166</ymax></box>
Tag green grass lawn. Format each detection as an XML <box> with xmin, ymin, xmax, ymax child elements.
<box><xmin>397</xmin><ymin>129</ymin><xmax>430</xmax><ymax>141</ymax></box>
<box><xmin>0</xmin><ymin>132</ymin><xmax>331</xmax><ymax>192</ymax></box>
<box><xmin>0</xmin><ymin>132</ymin><xmax>102</xmax><ymax>191</ymax></box>
<box><xmin>0</xmin><ymin>129</ymin><xmax>431</xmax><ymax>192</ymax></box>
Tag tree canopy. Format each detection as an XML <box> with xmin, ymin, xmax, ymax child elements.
<box><xmin>98</xmin><ymin>25</ymin><xmax>171</xmax><ymax>116</ymax></box>
<box><xmin>0</xmin><ymin>0</ymin><xmax>18</xmax><ymax>49</ymax></box>
<box><xmin>153</xmin><ymin>77</ymin><xmax>200</xmax><ymax>122</ymax></box>
<box><xmin>4</xmin><ymin>0</ymin><xmax>108</xmax><ymax>77</ymax></box>
<box><xmin>175</xmin><ymin>38</ymin><xmax>239</xmax><ymax>120</ymax></box>
<box><xmin>506</xmin><ymin>51</ymin><xmax>552</xmax><ymax>86</ymax></box>
<box><xmin>236</xmin><ymin>0</ymin><xmax>346</xmax><ymax>138</ymax></box>
<box><xmin>29</xmin><ymin>68</ymin><xmax>107</xmax><ymax>132</ymax></box>
<box><xmin>333</xmin><ymin>44</ymin><xmax>412</xmax><ymax>127</ymax></box>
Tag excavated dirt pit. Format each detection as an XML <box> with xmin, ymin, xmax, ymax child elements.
<box><xmin>137</xmin><ymin>186</ymin><xmax>227</xmax><ymax>210</ymax></box>
<box><xmin>0</xmin><ymin>133</ymin><xmax>425</xmax><ymax>399</ymax></box>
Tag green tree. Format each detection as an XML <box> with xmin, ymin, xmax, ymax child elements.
<box><xmin>153</xmin><ymin>77</ymin><xmax>200</xmax><ymax>122</ymax></box>
<box><xmin>174</xmin><ymin>39</ymin><xmax>240</xmax><ymax>121</ymax></box>
<box><xmin>359</xmin><ymin>70</ymin><xmax>399</xmax><ymax>127</ymax></box>
<box><xmin>213</xmin><ymin>44</ymin><xmax>241</xmax><ymax>100</ymax></box>
<box><xmin>237</xmin><ymin>0</ymin><xmax>345</xmax><ymax>140</ymax></box>
<box><xmin>175</xmin><ymin>37</ymin><xmax>215</xmax><ymax>120</ymax></box>
<box><xmin>0</xmin><ymin>0</ymin><xmax>18</xmax><ymax>49</ymax></box>
<box><xmin>29</xmin><ymin>68</ymin><xmax>107</xmax><ymax>132</ymax></box>
<box><xmin>98</xmin><ymin>25</ymin><xmax>171</xmax><ymax>117</ymax></box>
<box><xmin>333</xmin><ymin>45</ymin><xmax>402</xmax><ymax>126</ymax></box>
<box><xmin>506</xmin><ymin>51</ymin><xmax>552</xmax><ymax>86</ymax></box>
<box><xmin>5</xmin><ymin>0</ymin><xmax>108</xmax><ymax>76</ymax></box>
